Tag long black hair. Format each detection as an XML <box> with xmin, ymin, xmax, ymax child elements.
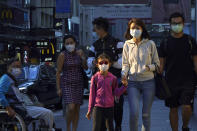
<box><xmin>61</xmin><ymin>35</ymin><xmax>77</xmax><ymax>51</ymax></box>
<box><xmin>6</xmin><ymin>57</ymin><xmax>20</xmax><ymax>87</ymax></box>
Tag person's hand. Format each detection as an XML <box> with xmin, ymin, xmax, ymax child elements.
<box><xmin>57</xmin><ymin>88</ymin><xmax>62</xmax><ymax>97</ymax></box>
<box><xmin>6</xmin><ymin>106</ymin><xmax>16</xmax><ymax>117</ymax></box>
<box><xmin>121</xmin><ymin>75</ymin><xmax>128</xmax><ymax>87</ymax></box>
<box><xmin>145</xmin><ymin>65</ymin><xmax>150</xmax><ymax>71</ymax></box>
<box><xmin>86</xmin><ymin>111</ymin><xmax>91</xmax><ymax>120</ymax></box>
<box><xmin>76</xmin><ymin>49</ymin><xmax>85</xmax><ymax>59</ymax></box>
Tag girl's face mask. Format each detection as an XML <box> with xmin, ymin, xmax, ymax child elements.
<box><xmin>98</xmin><ymin>60</ymin><xmax>109</xmax><ymax>72</ymax></box>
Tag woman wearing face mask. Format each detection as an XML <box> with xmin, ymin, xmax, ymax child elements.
<box><xmin>56</xmin><ymin>35</ymin><xmax>87</xmax><ymax>131</ymax></box>
<box><xmin>122</xmin><ymin>18</ymin><xmax>160</xmax><ymax>131</ymax></box>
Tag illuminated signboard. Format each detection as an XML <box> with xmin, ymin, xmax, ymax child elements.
<box><xmin>36</xmin><ymin>39</ymin><xmax>56</xmax><ymax>62</ymax></box>
<box><xmin>0</xmin><ymin>7</ymin><xmax>27</xmax><ymax>26</ymax></box>
<box><xmin>1</xmin><ymin>9</ymin><xmax>13</xmax><ymax>20</ymax></box>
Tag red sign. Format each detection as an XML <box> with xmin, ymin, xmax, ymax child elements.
<box><xmin>80</xmin><ymin>0</ymin><xmax>149</xmax><ymax>4</ymax></box>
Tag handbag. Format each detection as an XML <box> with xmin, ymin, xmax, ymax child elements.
<box><xmin>154</xmin><ymin>65</ymin><xmax>171</xmax><ymax>100</ymax></box>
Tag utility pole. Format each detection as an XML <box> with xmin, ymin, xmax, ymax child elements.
<box><xmin>196</xmin><ymin>0</ymin><xmax>197</xmax><ymax>40</ymax></box>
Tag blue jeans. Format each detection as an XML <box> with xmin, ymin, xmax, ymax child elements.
<box><xmin>127</xmin><ymin>79</ymin><xmax>155</xmax><ymax>131</ymax></box>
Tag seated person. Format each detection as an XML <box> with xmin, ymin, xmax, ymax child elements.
<box><xmin>0</xmin><ymin>57</ymin><xmax>55</xmax><ymax>131</ymax></box>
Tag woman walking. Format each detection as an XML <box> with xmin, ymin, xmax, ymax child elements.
<box><xmin>121</xmin><ymin>18</ymin><xmax>160</xmax><ymax>131</ymax></box>
<box><xmin>56</xmin><ymin>35</ymin><xmax>87</xmax><ymax>131</ymax></box>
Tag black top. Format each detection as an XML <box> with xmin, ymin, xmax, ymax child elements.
<box><xmin>89</xmin><ymin>34</ymin><xmax>122</xmax><ymax>78</ymax></box>
<box><xmin>159</xmin><ymin>34</ymin><xmax>197</xmax><ymax>87</ymax></box>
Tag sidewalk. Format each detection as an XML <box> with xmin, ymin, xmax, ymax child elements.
<box><xmin>54</xmin><ymin>97</ymin><xmax>197</xmax><ymax>131</ymax></box>
<box><xmin>122</xmin><ymin>98</ymin><xmax>197</xmax><ymax>131</ymax></box>
<box><xmin>119</xmin><ymin>97</ymin><xmax>197</xmax><ymax>131</ymax></box>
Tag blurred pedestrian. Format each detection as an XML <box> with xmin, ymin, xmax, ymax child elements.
<box><xmin>0</xmin><ymin>57</ymin><xmax>55</xmax><ymax>131</ymax></box>
<box><xmin>122</xmin><ymin>18</ymin><xmax>160</xmax><ymax>131</ymax></box>
<box><xmin>159</xmin><ymin>12</ymin><xmax>197</xmax><ymax>131</ymax></box>
<box><xmin>87</xmin><ymin>17</ymin><xmax>125</xmax><ymax>131</ymax></box>
<box><xmin>56</xmin><ymin>35</ymin><xmax>87</xmax><ymax>131</ymax></box>
<box><xmin>86</xmin><ymin>53</ymin><xmax>127</xmax><ymax>131</ymax></box>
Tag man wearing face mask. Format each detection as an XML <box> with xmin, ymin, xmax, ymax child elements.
<box><xmin>0</xmin><ymin>57</ymin><xmax>55</xmax><ymax>131</ymax></box>
<box><xmin>159</xmin><ymin>12</ymin><xmax>197</xmax><ymax>131</ymax></box>
<box><xmin>87</xmin><ymin>17</ymin><xmax>124</xmax><ymax>131</ymax></box>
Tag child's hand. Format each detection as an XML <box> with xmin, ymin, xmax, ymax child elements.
<box><xmin>86</xmin><ymin>111</ymin><xmax>91</xmax><ymax>120</ymax></box>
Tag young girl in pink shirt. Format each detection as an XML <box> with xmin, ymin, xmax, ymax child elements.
<box><xmin>86</xmin><ymin>53</ymin><xmax>127</xmax><ymax>131</ymax></box>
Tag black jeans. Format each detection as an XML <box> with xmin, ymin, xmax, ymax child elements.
<box><xmin>114</xmin><ymin>95</ymin><xmax>124</xmax><ymax>128</ymax></box>
<box><xmin>92</xmin><ymin>107</ymin><xmax>114</xmax><ymax>131</ymax></box>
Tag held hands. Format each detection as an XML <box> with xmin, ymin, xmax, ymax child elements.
<box><xmin>6</xmin><ymin>106</ymin><xmax>16</xmax><ymax>117</ymax></box>
<box><xmin>86</xmin><ymin>111</ymin><xmax>91</xmax><ymax>120</ymax></box>
<box><xmin>145</xmin><ymin>65</ymin><xmax>150</xmax><ymax>71</ymax></box>
<box><xmin>121</xmin><ymin>75</ymin><xmax>128</xmax><ymax>87</ymax></box>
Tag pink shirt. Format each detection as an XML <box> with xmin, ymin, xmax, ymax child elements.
<box><xmin>88</xmin><ymin>72</ymin><xmax>127</xmax><ymax>112</ymax></box>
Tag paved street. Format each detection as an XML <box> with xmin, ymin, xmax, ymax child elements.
<box><xmin>54</xmin><ymin>96</ymin><xmax>197</xmax><ymax>131</ymax></box>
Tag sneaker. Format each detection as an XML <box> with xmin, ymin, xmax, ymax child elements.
<box><xmin>182</xmin><ymin>127</ymin><xmax>190</xmax><ymax>131</ymax></box>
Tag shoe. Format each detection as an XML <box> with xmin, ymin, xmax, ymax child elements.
<box><xmin>182</xmin><ymin>127</ymin><xmax>190</xmax><ymax>131</ymax></box>
<box><xmin>115</xmin><ymin>126</ymin><xmax>121</xmax><ymax>131</ymax></box>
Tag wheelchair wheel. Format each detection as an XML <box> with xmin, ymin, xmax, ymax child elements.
<box><xmin>0</xmin><ymin>109</ymin><xmax>26</xmax><ymax>131</ymax></box>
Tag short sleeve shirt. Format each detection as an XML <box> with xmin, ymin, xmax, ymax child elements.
<box><xmin>159</xmin><ymin>34</ymin><xmax>197</xmax><ymax>86</ymax></box>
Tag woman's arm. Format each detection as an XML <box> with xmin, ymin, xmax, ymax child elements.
<box><xmin>148</xmin><ymin>41</ymin><xmax>160</xmax><ymax>72</ymax></box>
<box><xmin>56</xmin><ymin>52</ymin><xmax>64</xmax><ymax>96</ymax></box>
<box><xmin>77</xmin><ymin>49</ymin><xmax>88</xmax><ymax>70</ymax></box>
<box><xmin>121</xmin><ymin>43</ymin><xmax>130</xmax><ymax>77</ymax></box>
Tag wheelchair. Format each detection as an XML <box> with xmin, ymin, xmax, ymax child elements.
<box><xmin>0</xmin><ymin>104</ymin><xmax>49</xmax><ymax>131</ymax></box>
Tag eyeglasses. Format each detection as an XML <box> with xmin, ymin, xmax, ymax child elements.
<box><xmin>98</xmin><ymin>61</ymin><xmax>109</xmax><ymax>65</ymax></box>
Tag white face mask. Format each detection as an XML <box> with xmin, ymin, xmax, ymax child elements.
<box><xmin>130</xmin><ymin>29</ymin><xmax>142</xmax><ymax>39</ymax></box>
<box><xmin>98</xmin><ymin>64</ymin><xmax>109</xmax><ymax>72</ymax></box>
<box><xmin>11</xmin><ymin>68</ymin><xmax>22</xmax><ymax>76</ymax></box>
<box><xmin>65</xmin><ymin>44</ymin><xmax>75</xmax><ymax>52</ymax></box>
